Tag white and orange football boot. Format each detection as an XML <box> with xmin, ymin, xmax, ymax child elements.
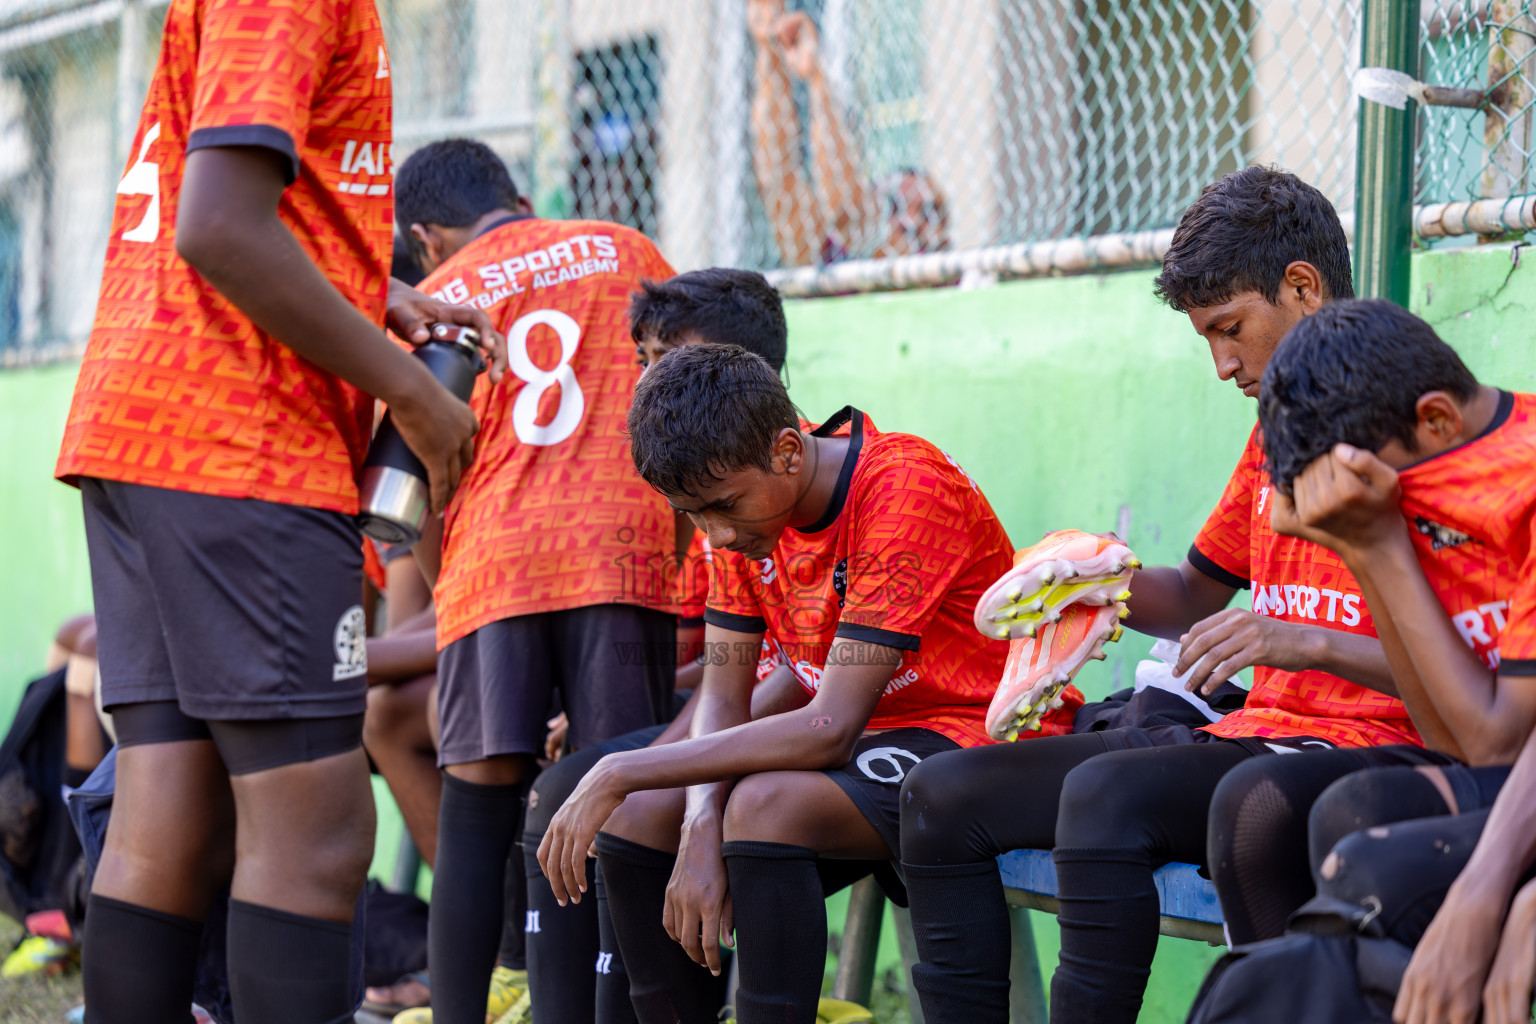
<box><xmin>986</xmin><ymin>601</ymin><xmax>1127</xmax><ymax>741</ymax></box>
<box><xmin>974</xmin><ymin>529</ymin><xmax>1140</xmax><ymax>641</ymax></box>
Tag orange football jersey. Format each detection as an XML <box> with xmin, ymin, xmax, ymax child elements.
<box><xmin>706</xmin><ymin>408</ymin><xmax>1078</xmax><ymax>748</ymax></box>
<box><xmin>1397</xmin><ymin>390</ymin><xmax>1536</xmax><ymax>673</ymax></box>
<box><xmin>678</xmin><ymin>531</ymin><xmax>712</xmax><ymax>626</ymax></box>
<box><xmin>1193</xmin><ymin>426</ymin><xmax>1420</xmax><ymax>748</ymax></box>
<box><xmin>429</xmin><ymin>218</ymin><xmax>679</xmax><ymax>647</ymax></box>
<box><xmin>56</xmin><ymin>0</ymin><xmax>393</xmax><ymax>513</ymax></box>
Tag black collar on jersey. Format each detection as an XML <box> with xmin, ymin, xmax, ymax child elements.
<box><xmin>796</xmin><ymin>407</ymin><xmax>865</xmax><ymax>534</ymax></box>
<box><xmin>472</xmin><ymin>212</ymin><xmax>536</xmax><ymax>239</ymax></box>
<box><xmin>1400</xmin><ymin>388</ymin><xmax>1514</xmax><ymax>471</ymax></box>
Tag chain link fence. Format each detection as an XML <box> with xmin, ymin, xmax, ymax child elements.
<box><xmin>2</xmin><ymin>0</ymin><xmax>1535</xmax><ymax>359</ymax></box>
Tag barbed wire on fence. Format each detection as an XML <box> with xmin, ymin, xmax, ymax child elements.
<box><xmin>1</xmin><ymin>0</ymin><xmax>1535</xmax><ymax>361</ymax></box>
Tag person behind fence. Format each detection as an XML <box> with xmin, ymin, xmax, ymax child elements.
<box><xmin>393</xmin><ymin>138</ymin><xmax>688</xmax><ymax>1024</ymax></box>
<box><xmin>892</xmin><ymin>166</ymin><xmax>1466</xmax><ymax>1024</ymax></box>
<box><xmin>747</xmin><ymin>0</ymin><xmax>949</xmax><ymax>266</ymax></box>
<box><xmin>51</xmin><ymin>0</ymin><xmax>505</xmax><ymax>1019</ymax></box>
<box><xmin>535</xmin><ymin>342</ymin><xmax>1080</xmax><ymax>1024</ymax></box>
<box><xmin>1199</xmin><ymin>298</ymin><xmax>1536</xmax><ymax>961</ymax></box>
<box><xmin>1189</xmin><ymin>298</ymin><xmax>1536</xmax><ymax>1024</ymax></box>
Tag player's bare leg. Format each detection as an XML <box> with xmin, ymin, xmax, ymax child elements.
<box><xmin>85</xmin><ymin>740</ymin><xmax>234</xmax><ymax>1024</ymax></box>
<box><xmin>365</xmin><ymin>674</ymin><xmax>442</xmax><ymax>865</ymax></box>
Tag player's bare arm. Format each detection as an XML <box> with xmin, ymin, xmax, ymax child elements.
<box><xmin>176</xmin><ymin>145</ymin><xmax>477</xmax><ymax>514</ymax></box>
<box><xmin>660</xmin><ymin>624</ymin><xmax>758</xmax><ymax>972</ymax></box>
<box><xmin>1274</xmin><ymin>444</ymin><xmax>1536</xmax><ymax>763</ymax></box>
<box><xmin>1394</xmin><ymin>726</ymin><xmax>1536</xmax><ymax>1024</ymax></box>
<box><xmin>538</xmin><ymin>635</ymin><xmax>902</xmax><ymax>905</ymax></box>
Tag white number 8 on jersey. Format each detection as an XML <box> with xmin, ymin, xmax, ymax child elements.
<box><xmin>507</xmin><ymin>308</ymin><xmax>585</xmax><ymax>446</ymax></box>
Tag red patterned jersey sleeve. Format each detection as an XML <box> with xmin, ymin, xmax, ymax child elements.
<box><xmin>676</xmin><ymin>532</ymin><xmax>711</xmax><ymax>625</ymax></box>
<box><xmin>1189</xmin><ymin>426</ymin><xmax>1261</xmax><ymax>589</ymax></box>
<box><xmin>705</xmin><ymin>549</ymin><xmax>767</xmax><ymax>635</ymax></box>
<box><xmin>835</xmin><ymin>442</ymin><xmax>982</xmax><ymax>649</ymax></box>
<box><xmin>187</xmin><ymin>0</ymin><xmax>335</xmax><ymax>181</ymax></box>
<box><xmin>1500</xmin><ymin>516</ymin><xmax>1536</xmax><ymax>673</ymax></box>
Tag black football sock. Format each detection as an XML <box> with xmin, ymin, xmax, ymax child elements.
<box><xmin>594</xmin><ymin>865</ymin><xmax>639</xmax><ymax>1024</ymax></box>
<box><xmin>83</xmin><ymin>894</ymin><xmax>201</xmax><ymax>1024</ymax></box>
<box><xmin>902</xmin><ymin>860</ymin><xmax>1012</xmax><ymax>1024</ymax></box>
<box><xmin>430</xmin><ymin>774</ymin><xmax>524</xmax><ymax>1024</ymax></box>
<box><xmin>1049</xmin><ymin>846</ymin><xmax>1159</xmax><ymax>1024</ymax></box>
<box><xmin>595</xmin><ymin>832</ymin><xmax>720</xmax><ymax>1024</ymax></box>
<box><xmin>720</xmin><ymin>841</ymin><xmax>825</xmax><ymax>1024</ymax></box>
<box><xmin>522</xmin><ymin>839</ymin><xmax>599</xmax><ymax>1024</ymax></box>
<box><xmin>498</xmin><ymin>835</ymin><xmax>530</xmax><ymax>971</ymax></box>
<box><xmin>226</xmin><ymin>898</ymin><xmax>354</xmax><ymax>1024</ymax></box>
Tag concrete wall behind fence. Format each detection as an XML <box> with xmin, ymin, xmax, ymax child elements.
<box><xmin>0</xmin><ymin>241</ymin><xmax>1532</xmax><ymax>1019</ymax></box>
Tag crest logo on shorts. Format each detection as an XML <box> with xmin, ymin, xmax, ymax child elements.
<box><xmin>855</xmin><ymin>745</ymin><xmax>921</xmax><ymax>784</ymax></box>
<box><xmin>333</xmin><ymin>605</ymin><xmax>368</xmax><ymax>681</ymax></box>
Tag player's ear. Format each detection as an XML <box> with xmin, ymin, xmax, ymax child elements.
<box><xmin>516</xmin><ymin>195</ymin><xmax>535</xmax><ymax>216</ymax></box>
<box><xmin>1282</xmin><ymin>261</ymin><xmax>1326</xmax><ymax>313</ymax></box>
<box><xmin>1412</xmin><ymin>391</ymin><xmax>1463</xmax><ymax>452</ymax></box>
<box><xmin>772</xmin><ymin>427</ymin><xmax>804</xmax><ymax>476</ymax></box>
<box><xmin>409</xmin><ymin>222</ymin><xmax>444</xmax><ymax>271</ymax></box>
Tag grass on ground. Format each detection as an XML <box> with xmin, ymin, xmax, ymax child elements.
<box><xmin>0</xmin><ymin>916</ymin><xmax>81</xmax><ymax>1024</ymax></box>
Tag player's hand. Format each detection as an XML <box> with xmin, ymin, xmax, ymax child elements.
<box><xmin>1394</xmin><ymin>876</ymin><xmax>1506</xmax><ymax>1024</ymax></box>
<box><xmin>776</xmin><ymin>11</ymin><xmax>822</xmax><ymax>80</ymax></box>
<box><xmin>1481</xmin><ymin>878</ymin><xmax>1536</xmax><ymax>1024</ymax></box>
<box><xmin>385</xmin><ymin>277</ymin><xmax>508</xmax><ymax>383</ymax></box>
<box><xmin>1175</xmin><ymin>609</ymin><xmax>1310</xmax><ymax>696</ymax></box>
<box><xmin>544</xmin><ymin>712</ymin><xmax>570</xmax><ymax>762</ymax></box>
<box><xmin>538</xmin><ymin>760</ymin><xmax>626</xmax><ymax>906</ymax></box>
<box><xmin>1270</xmin><ymin>444</ymin><xmax>1405</xmax><ymax>558</ymax></box>
<box><xmin>663</xmin><ymin>811</ymin><xmax>734</xmax><ymax>975</ymax></box>
<box><xmin>746</xmin><ymin>0</ymin><xmax>784</xmax><ymax>45</ymax></box>
<box><xmin>386</xmin><ymin>374</ymin><xmax>479</xmax><ymax>516</ymax></box>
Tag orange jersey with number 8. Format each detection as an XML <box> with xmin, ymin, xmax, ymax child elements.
<box><xmin>426</xmin><ymin>218</ymin><xmax>679</xmax><ymax>648</ymax></box>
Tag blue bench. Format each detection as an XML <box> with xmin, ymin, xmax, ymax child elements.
<box><xmin>997</xmin><ymin>849</ymin><xmax>1226</xmax><ymax>946</ymax></box>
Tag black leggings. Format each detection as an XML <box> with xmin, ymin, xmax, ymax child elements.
<box><xmin>899</xmin><ymin>730</ymin><xmax>1253</xmax><ymax>1024</ymax></box>
<box><xmin>1302</xmin><ymin>763</ymin><xmax>1511</xmax><ymax>947</ymax></box>
<box><xmin>1204</xmin><ymin>745</ymin><xmax>1459</xmax><ymax>944</ymax></box>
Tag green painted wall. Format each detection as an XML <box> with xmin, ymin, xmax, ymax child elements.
<box><xmin>3</xmin><ymin>241</ymin><xmax>1534</xmax><ymax>1021</ymax></box>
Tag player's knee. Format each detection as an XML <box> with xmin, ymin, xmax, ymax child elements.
<box><xmin>722</xmin><ymin>773</ymin><xmax>801</xmax><ymax>844</ymax></box>
<box><xmin>363</xmin><ymin>685</ymin><xmax>409</xmax><ymax>743</ymax></box>
<box><xmin>1307</xmin><ymin>768</ymin><xmax>1405</xmax><ymax>872</ymax></box>
<box><xmin>525</xmin><ymin>750</ymin><xmax>595</xmax><ymax>837</ymax></box>
<box><xmin>601</xmin><ymin>787</ymin><xmax>683</xmax><ymax>851</ymax></box>
<box><xmin>1314</xmin><ymin>825</ymin><xmax>1392</xmax><ymax>903</ymax></box>
<box><xmin>1057</xmin><ymin>756</ymin><xmax>1139</xmax><ymax>846</ymax></box>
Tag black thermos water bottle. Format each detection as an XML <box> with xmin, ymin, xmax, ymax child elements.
<box><xmin>357</xmin><ymin>323</ymin><xmax>485</xmax><ymax>546</ymax></box>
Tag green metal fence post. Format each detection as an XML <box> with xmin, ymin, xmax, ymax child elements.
<box><xmin>1355</xmin><ymin>0</ymin><xmax>1420</xmax><ymax>305</ymax></box>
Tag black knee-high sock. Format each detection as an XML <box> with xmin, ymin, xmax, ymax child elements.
<box><xmin>522</xmin><ymin>839</ymin><xmax>599</xmax><ymax>1024</ymax></box>
<box><xmin>83</xmin><ymin>894</ymin><xmax>202</xmax><ymax>1024</ymax></box>
<box><xmin>227</xmin><ymin>899</ymin><xmax>355</xmax><ymax>1024</ymax></box>
<box><xmin>901</xmin><ymin>861</ymin><xmax>1011</xmax><ymax>1024</ymax></box>
<box><xmin>430</xmin><ymin>774</ymin><xmax>524</xmax><ymax>1024</ymax></box>
<box><xmin>499</xmin><ymin>840</ymin><xmax>530</xmax><ymax>971</ymax></box>
<box><xmin>1049</xmin><ymin>847</ymin><xmax>1159</xmax><ymax>1024</ymax></box>
<box><xmin>595</xmin><ymin>832</ymin><xmax>720</xmax><ymax>1024</ymax></box>
<box><xmin>594</xmin><ymin>865</ymin><xmax>639</xmax><ymax>1024</ymax></box>
<box><xmin>720</xmin><ymin>841</ymin><xmax>825</xmax><ymax>1024</ymax></box>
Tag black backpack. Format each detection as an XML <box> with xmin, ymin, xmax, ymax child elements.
<box><xmin>0</xmin><ymin>668</ymin><xmax>86</xmax><ymax>928</ymax></box>
<box><xmin>1185</xmin><ymin>897</ymin><xmax>1411</xmax><ymax>1024</ymax></box>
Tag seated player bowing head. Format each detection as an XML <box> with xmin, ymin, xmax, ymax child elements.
<box><xmin>896</xmin><ymin>167</ymin><xmax>1457</xmax><ymax>1024</ymax></box>
<box><xmin>539</xmin><ymin>343</ymin><xmax>1075</xmax><ymax>1024</ymax></box>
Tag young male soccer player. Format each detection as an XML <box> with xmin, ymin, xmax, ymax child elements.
<box><xmin>894</xmin><ymin>167</ymin><xmax>1466</xmax><ymax>1024</ymax></box>
<box><xmin>538</xmin><ymin>342</ymin><xmax>1079</xmax><ymax>1024</ymax></box>
<box><xmin>393</xmin><ymin>139</ymin><xmax>685</xmax><ymax>1024</ymax></box>
<box><xmin>519</xmin><ymin>267</ymin><xmax>794</xmax><ymax>1024</ymax></box>
<box><xmin>1222</xmin><ymin>299</ymin><xmax>1536</xmax><ymax>1024</ymax></box>
<box><xmin>53</xmin><ymin>2</ymin><xmax>502</xmax><ymax>1022</ymax></box>
<box><xmin>1206</xmin><ymin>300</ymin><xmax>1536</xmax><ymax>943</ymax></box>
